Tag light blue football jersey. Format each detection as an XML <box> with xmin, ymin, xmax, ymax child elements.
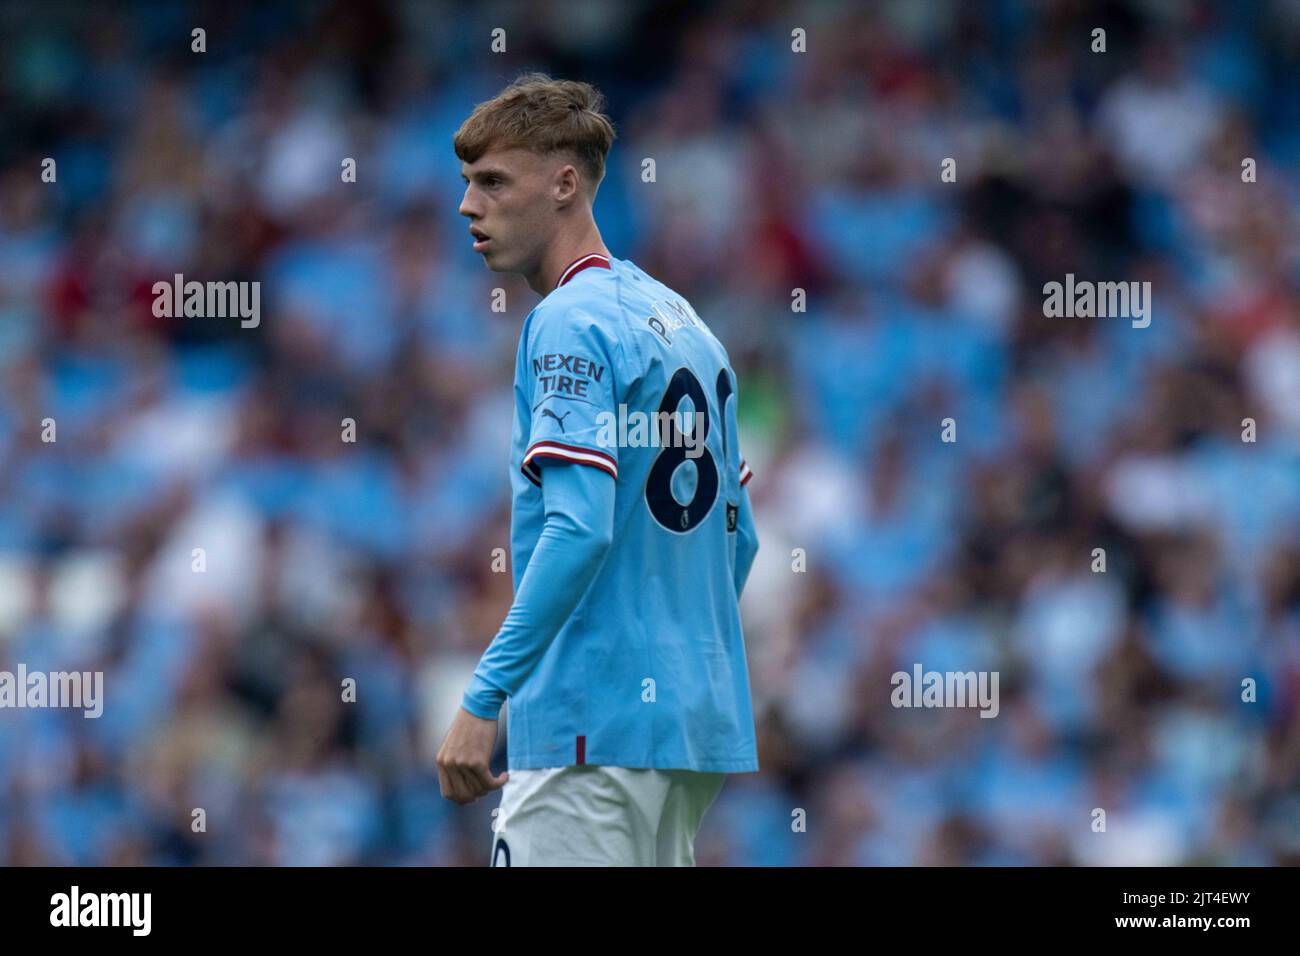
<box><xmin>502</xmin><ymin>253</ymin><xmax>758</xmax><ymax>773</ymax></box>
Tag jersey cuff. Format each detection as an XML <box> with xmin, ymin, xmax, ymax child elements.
<box><xmin>522</xmin><ymin>440</ymin><xmax>618</xmax><ymax>485</ymax></box>
<box><xmin>462</xmin><ymin>674</ymin><xmax>506</xmax><ymax>719</ymax></box>
<box><xmin>739</xmin><ymin>458</ymin><xmax>754</xmax><ymax>486</ymax></box>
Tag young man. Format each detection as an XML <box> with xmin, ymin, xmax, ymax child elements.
<box><xmin>437</xmin><ymin>73</ymin><xmax>760</xmax><ymax>866</ymax></box>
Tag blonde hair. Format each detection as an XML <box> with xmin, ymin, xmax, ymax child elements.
<box><xmin>453</xmin><ymin>72</ymin><xmax>617</xmax><ymax>193</ymax></box>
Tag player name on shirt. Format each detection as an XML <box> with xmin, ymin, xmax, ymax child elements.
<box><xmin>645</xmin><ymin>298</ymin><xmax>705</xmax><ymax>346</ymax></box>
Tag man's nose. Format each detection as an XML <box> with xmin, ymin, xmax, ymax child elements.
<box><xmin>459</xmin><ymin>186</ymin><xmax>479</xmax><ymax>219</ymax></box>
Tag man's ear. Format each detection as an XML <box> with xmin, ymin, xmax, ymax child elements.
<box><xmin>554</xmin><ymin>162</ymin><xmax>582</xmax><ymax>204</ymax></box>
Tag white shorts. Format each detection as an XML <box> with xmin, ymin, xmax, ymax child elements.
<box><xmin>489</xmin><ymin>765</ymin><xmax>726</xmax><ymax>867</ymax></box>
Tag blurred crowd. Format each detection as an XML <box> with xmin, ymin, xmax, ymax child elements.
<box><xmin>0</xmin><ymin>0</ymin><xmax>1298</xmax><ymax>865</ymax></box>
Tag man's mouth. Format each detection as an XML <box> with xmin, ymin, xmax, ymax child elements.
<box><xmin>470</xmin><ymin>228</ymin><xmax>491</xmax><ymax>252</ymax></box>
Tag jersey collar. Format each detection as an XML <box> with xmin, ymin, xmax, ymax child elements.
<box><xmin>555</xmin><ymin>253</ymin><xmax>612</xmax><ymax>289</ymax></box>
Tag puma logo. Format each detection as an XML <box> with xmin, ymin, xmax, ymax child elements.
<box><xmin>541</xmin><ymin>408</ymin><xmax>572</xmax><ymax>432</ymax></box>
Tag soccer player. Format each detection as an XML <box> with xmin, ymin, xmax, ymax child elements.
<box><xmin>436</xmin><ymin>73</ymin><xmax>760</xmax><ymax>866</ymax></box>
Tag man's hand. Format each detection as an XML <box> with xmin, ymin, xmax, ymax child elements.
<box><xmin>436</xmin><ymin>707</ymin><xmax>509</xmax><ymax>805</ymax></box>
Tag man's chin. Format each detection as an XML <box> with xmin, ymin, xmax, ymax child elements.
<box><xmin>485</xmin><ymin>260</ymin><xmax>524</xmax><ymax>279</ymax></box>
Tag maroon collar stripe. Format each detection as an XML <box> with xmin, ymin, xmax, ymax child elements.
<box><xmin>555</xmin><ymin>253</ymin><xmax>612</xmax><ymax>289</ymax></box>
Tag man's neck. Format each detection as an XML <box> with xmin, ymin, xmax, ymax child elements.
<box><xmin>527</xmin><ymin>224</ymin><xmax>610</xmax><ymax>296</ymax></box>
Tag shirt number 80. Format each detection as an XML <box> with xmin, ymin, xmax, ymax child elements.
<box><xmin>644</xmin><ymin>367</ymin><xmax>733</xmax><ymax>533</ymax></box>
